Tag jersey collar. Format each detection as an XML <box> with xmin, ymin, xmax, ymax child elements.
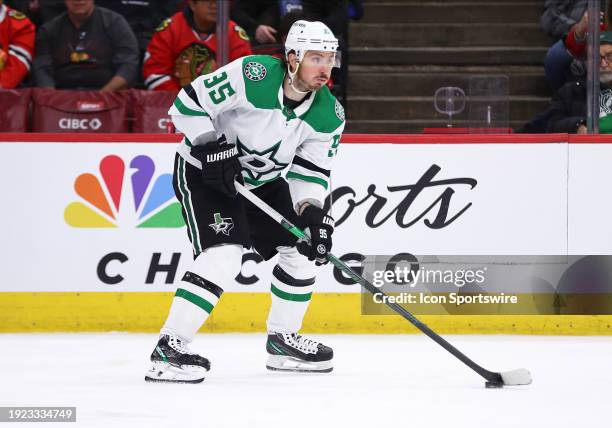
<box><xmin>278</xmin><ymin>78</ymin><xmax>316</xmax><ymax>119</ymax></box>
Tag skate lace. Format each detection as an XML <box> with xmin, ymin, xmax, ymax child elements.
<box><xmin>288</xmin><ymin>333</ymin><xmax>319</xmax><ymax>354</ymax></box>
<box><xmin>168</xmin><ymin>335</ymin><xmax>194</xmax><ymax>355</ymax></box>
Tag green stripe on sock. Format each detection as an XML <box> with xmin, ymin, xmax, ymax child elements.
<box><xmin>285</xmin><ymin>172</ymin><xmax>328</xmax><ymax>189</ymax></box>
<box><xmin>175</xmin><ymin>288</ymin><xmax>215</xmax><ymax>313</ymax></box>
<box><xmin>270</xmin><ymin>284</ymin><xmax>312</xmax><ymax>302</ymax></box>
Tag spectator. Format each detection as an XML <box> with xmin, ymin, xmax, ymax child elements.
<box><xmin>232</xmin><ymin>1</ymin><xmax>347</xmax><ymax>46</ymax></box>
<box><xmin>0</xmin><ymin>0</ymin><xmax>35</xmax><ymax>88</ymax></box>
<box><xmin>96</xmin><ymin>0</ymin><xmax>181</xmax><ymax>88</ymax></box>
<box><xmin>541</xmin><ymin>0</ymin><xmax>590</xmax><ymax>91</ymax></box>
<box><xmin>6</xmin><ymin>0</ymin><xmax>66</xmax><ymax>28</ymax></box>
<box><xmin>564</xmin><ymin>7</ymin><xmax>612</xmax><ymax>59</ymax></box>
<box><xmin>541</xmin><ymin>0</ymin><xmax>588</xmax><ymax>40</ymax></box>
<box><xmin>302</xmin><ymin>0</ymin><xmax>348</xmax><ymax>38</ymax></box>
<box><xmin>32</xmin><ymin>0</ymin><xmax>139</xmax><ymax>91</ymax></box>
<box><xmin>143</xmin><ymin>0</ymin><xmax>252</xmax><ymax>92</ymax></box>
<box><xmin>96</xmin><ymin>1</ymin><xmax>179</xmax><ymax>54</ymax></box>
<box><xmin>544</xmin><ymin>31</ymin><xmax>612</xmax><ymax>133</ymax></box>
<box><xmin>540</xmin><ymin>1</ymin><xmax>612</xmax><ymax>91</ymax></box>
<box><xmin>232</xmin><ymin>0</ymin><xmax>301</xmax><ymax>45</ymax></box>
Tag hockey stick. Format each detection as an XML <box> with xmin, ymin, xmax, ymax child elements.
<box><xmin>235</xmin><ymin>182</ymin><xmax>532</xmax><ymax>388</ymax></box>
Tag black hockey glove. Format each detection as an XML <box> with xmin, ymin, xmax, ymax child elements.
<box><xmin>191</xmin><ymin>134</ymin><xmax>243</xmax><ymax>197</ymax></box>
<box><xmin>296</xmin><ymin>205</ymin><xmax>335</xmax><ymax>266</ymax></box>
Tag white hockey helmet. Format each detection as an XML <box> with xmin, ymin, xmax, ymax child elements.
<box><xmin>284</xmin><ymin>20</ymin><xmax>339</xmax><ymax>66</ymax></box>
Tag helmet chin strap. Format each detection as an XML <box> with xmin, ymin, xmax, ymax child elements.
<box><xmin>287</xmin><ymin>62</ymin><xmax>311</xmax><ymax>95</ymax></box>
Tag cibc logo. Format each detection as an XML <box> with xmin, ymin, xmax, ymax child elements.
<box><xmin>59</xmin><ymin>117</ymin><xmax>103</xmax><ymax>130</ymax></box>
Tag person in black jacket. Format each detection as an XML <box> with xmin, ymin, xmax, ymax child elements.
<box><xmin>545</xmin><ymin>31</ymin><xmax>612</xmax><ymax>133</ymax></box>
<box><xmin>541</xmin><ymin>0</ymin><xmax>588</xmax><ymax>40</ymax></box>
<box><xmin>232</xmin><ymin>0</ymin><xmax>347</xmax><ymax>46</ymax></box>
<box><xmin>32</xmin><ymin>0</ymin><xmax>139</xmax><ymax>90</ymax></box>
<box><xmin>96</xmin><ymin>0</ymin><xmax>179</xmax><ymax>54</ymax></box>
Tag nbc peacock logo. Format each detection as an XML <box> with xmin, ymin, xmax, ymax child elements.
<box><xmin>64</xmin><ymin>155</ymin><xmax>185</xmax><ymax>228</ymax></box>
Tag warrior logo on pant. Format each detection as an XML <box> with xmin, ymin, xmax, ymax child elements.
<box><xmin>209</xmin><ymin>213</ymin><xmax>234</xmax><ymax>236</ymax></box>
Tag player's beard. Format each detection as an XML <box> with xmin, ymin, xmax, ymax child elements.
<box><xmin>296</xmin><ymin>72</ymin><xmax>329</xmax><ymax>92</ymax></box>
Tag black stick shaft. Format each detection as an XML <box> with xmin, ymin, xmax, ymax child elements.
<box><xmin>327</xmin><ymin>254</ymin><xmax>502</xmax><ymax>383</ymax></box>
<box><xmin>235</xmin><ymin>182</ymin><xmax>502</xmax><ymax>383</ymax></box>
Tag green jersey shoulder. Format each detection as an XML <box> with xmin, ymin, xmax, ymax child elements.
<box><xmin>301</xmin><ymin>86</ymin><xmax>345</xmax><ymax>134</ymax></box>
<box><xmin>240</xmin><ymin>55</ymin><xmax>345</xmax><ymax>133</ymax></box>
<box><xmin>241</xmin><ymin>55</ymin><xmax>284</xmax><ymax>110</ymax></box>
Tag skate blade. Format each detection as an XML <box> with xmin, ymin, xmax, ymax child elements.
<box><xmin>266</xmin><ymin>354</ymin><xmax>333</xmax><ymax>373</ymax></box>
<box><xmin>145</xmin><ymin>361</ymin><xmax>207</xmax><ymax>384</ymax></box>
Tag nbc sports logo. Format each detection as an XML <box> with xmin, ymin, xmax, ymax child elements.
<box><xmin>64</xmin><ymin>155</ymin><xmax>185</xmax><ymax>228</ymax></box>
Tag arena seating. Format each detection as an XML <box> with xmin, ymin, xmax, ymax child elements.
<box><xmin>0</xmin><ymin>89</ymin><xmax>31</xmax><ymax>132</ymax></box>
<box><xmin>0</xmin><ymin>88</ymin><xmax>180</xmax><ymax>133</ymax></box>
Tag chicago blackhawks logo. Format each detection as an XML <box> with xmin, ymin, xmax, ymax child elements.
<box><xmin>209</xmin><ymin>213</ymin><xmax>234</xmax><ymax>236</ymax></box>
<box><xmin>244</xmin><ymin>62</ymin><xmax>267</xmax><ymax>81</ymax></box>
<box><xmin>175</xmin><ymin>43</ymin><xmax>217</xmax><ymax>87</ymax></box>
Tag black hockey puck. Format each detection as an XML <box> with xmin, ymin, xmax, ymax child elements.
<box><xmin>485</xmin><ymin>381</ymin><xmax>504</xmax><ymax>389</ymax></box>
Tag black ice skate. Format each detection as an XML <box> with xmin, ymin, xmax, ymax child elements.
<box><xmin>266</xmin><ymin>332</ymin><xmax>333</xmax><ymax>373</ymax></box>
<box><xmin>145</xmin><ymin>334</ymin><xmax>210</xmax><ymax>383</ymax></box>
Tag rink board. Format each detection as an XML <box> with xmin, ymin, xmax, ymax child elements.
<box><xmin>2</xmin><ymin>133</ymin><xmax>612</xmax><ymax>333</ymax></box>
<box><xmin>2</xmin><ymin>292</ymin><xmax>612</xmax><ymax>335</ymax></box>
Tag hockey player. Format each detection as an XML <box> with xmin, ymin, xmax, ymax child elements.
<box><xmin>145</xmin><ymin>20</ymin><xmax>345</xmax><ymax>383</ymax></box>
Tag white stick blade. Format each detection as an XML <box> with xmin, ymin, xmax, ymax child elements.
<box><xmin>500</xmin><ymin>368</ymin><xmax>532</xmax><ymax>385</ymax></box>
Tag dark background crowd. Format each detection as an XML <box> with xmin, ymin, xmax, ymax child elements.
<box><xmin>0</xmin><ymin>0</ymin><xmax>355</xmax><ymax>94</ymax></box>
<box><xmin>529</xmin><ymin>0</ymin><xmax>612</xmax><ymax>133</ymax></box>
<box><xmin>0</xmin><ymin>0</ymin><xmax>361</xmax><ymax>132</ymax></box>
<box><xmin>2</xmin><ymin>0</ymin><xmax>612</xmax><ymax>134</ymax></box>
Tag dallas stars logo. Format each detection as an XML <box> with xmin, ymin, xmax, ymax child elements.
<box><xmin>335</xmin><ymin>99</ymin><xmax>345</xmax><ymax>121</ymax></box>
<box><xmin>236</xmin><ymin>138</ymin><xmax>289</xmax><ymax>184</ymax></box>
<box><xmin>209</xmin><ymin>213</ymin><xmax>234</xmax><ymax>236</ymax></box>
<box><xmin>244</xmin><ymin>61</ymin><xmax>267</xmax><ymax>81</ymax></box>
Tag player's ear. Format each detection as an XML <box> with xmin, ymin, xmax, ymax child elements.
<box><xmin>287</xmin><ymin>52</ymin><xmax>298</xmax><ymax>73</ymax></box>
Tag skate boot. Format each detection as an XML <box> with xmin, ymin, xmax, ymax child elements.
<box><xmin>145</xmin><ymin>334</ymin><xmax>210</xmax><ymax>383</ymax></box>
<box><xmin>266</xmin><ymin>332</ymin><xmax>333</xmax><ymax>373</ymax></box>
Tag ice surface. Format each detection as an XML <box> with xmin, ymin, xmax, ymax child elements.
<box><xmin>1</xmin><ymin>333</ymin><xmax>609</xmax><ymax>428</ymax></box>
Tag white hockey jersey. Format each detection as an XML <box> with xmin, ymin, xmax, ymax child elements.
<box><xmin>168</xmin><ymin>54</ymin><xmax>345</xmax><ymax>209</ymax></box>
